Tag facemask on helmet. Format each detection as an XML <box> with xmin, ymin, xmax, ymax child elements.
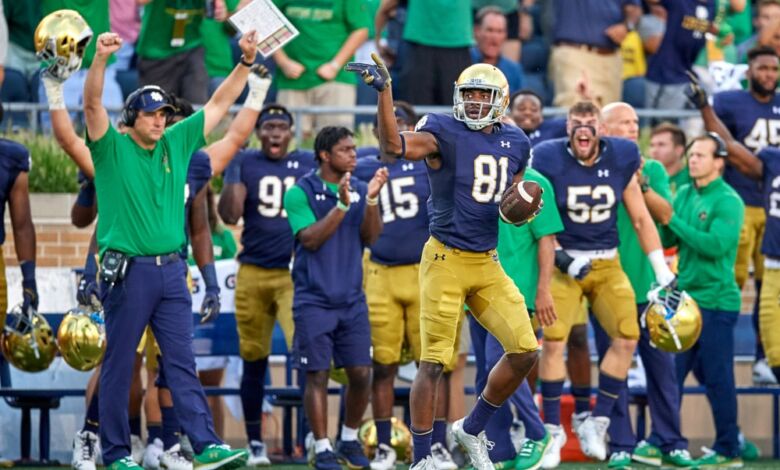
<box><xmin>35</xmin><ymin>9</ymin><xmax>94</xmax><ymax>82</ymax></box>
<box><xmin>641</xmin><ymin>286</ymin><xmax>702</xmax><ymax>353</ymax></box>
<box><xmin>1</xmin><ymin>304</ymin><xmax>58</xmax><ymax>372</ymax></box>
<box><xmin>452</xmin><ymin>64</ymin><xmax>510</xmax><ymax>130</ymax></box>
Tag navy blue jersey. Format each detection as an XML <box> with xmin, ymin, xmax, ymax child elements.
<box><xmin>354</xmin><ymin>155</ymin><xmax>430</xmax><ymax>265</ymax></box>
<box><xmin>292</xmin><ymin>172</ymin><xmax>368</xmax><ymax>308</ymax></box>
<box><xmin>646</xmin><ymin>0</ymin><xmax>716</xmax><ymax>84</ymax></box>
<box><xmin>236</xmin><ymin>149</ymin><xmax>316</xmax><ymax>268</ymax></box>
<box><xmin>526</xmin><ymin>118</ymin><xmax>567</xmax><ymax>147</ymax></box>
<box><xmin>357</xmin><ymin>146</ymin><xmax>380</xmax><ymax>159</ymax></box>
<box><xmin>417</xmin><ymin>113</ymin><xmax>530</xmax><ymax>251</ymax></box>
<box><xmin>759</xmin><ymin>148</ymin><xmax>780</xmax><ymax>258</ymax></box>
<box><xmin>0</xmin><ymin>139</ymin><xmax>30</xmax><ymax>245</ymax></box>
<box><xmin>531</xmin><ymin>137</ymin><xmax>641</xmax><ymax>250</ymax></box>
<box><xmin>714</xmin><ymin>90</ymin><xmax>780</xmax><ymax>207</ymax></box>
<box><xmin>186</xmin><ymin>150</ymin><xmax>212</xmax><ymax>212</ymax></box>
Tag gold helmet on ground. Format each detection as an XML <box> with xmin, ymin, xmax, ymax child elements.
<box><xmin>57</xmin><ymin>306</ymin><xmax>106</xmax><ymax>371</ymax></box>
<box><xmin>642</xmin><ymin>286</ymin><xmax>702</xmax><ymax>353</ymax></box>
<box><xmin>358</xmin><ymin>417</ymin><xmax>412</xmax><ymax>462</ymax></box>
<box><xmin>34</xmin><ymin>9</ymin><xmax>93</xmax><ymax>81</ymax></box>
<box><xmin>452</xmin><ymin>64</ymin><xmax>510</xmax><ymax>130</ymax></box>
<box><xmin>1</xmin><ymin>304</ymin><xmax>58</xmax><ymax>372</ymax></box>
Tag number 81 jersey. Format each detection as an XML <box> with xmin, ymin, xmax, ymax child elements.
<box><xmin>531</xmin><ymin>137</ymin><xmax>641</xmax><ymax>251</ymax></box>
<box><xmin>416</xmin><ymin>113</ymin><xmax>530</xmax><ymax>252</ymax></box>
<box><xmin>235</xmin><ymin>148</ymin><xmax>317</xmax><ymax>268</ymax></box>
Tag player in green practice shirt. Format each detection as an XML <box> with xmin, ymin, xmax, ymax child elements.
<box><xmin>601</xmin><ymin>103</ymin><xmax>696</xmax><ymax>469</ymax></box>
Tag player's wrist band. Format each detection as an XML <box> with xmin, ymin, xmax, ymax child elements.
<box><xmin>366</xmin><ymin>196</ymin><xmax>378</xmax><ymax>206</ymax></box>
<box><xmin>337</xmin><ymin>200</ymin><xmax>350</xmax><ymax>212</ymax></box>
<box><xmin>398</xmin><ymin>133</ymin><xmax>407</xmax><ymax>159</ymax></box>
<box><xmin>239</xmin><ymin>55</ymin><xmax>253</xmax><ymax>67</ymax></box>
<box><xmin>20</xmin><ymin>260</ymin><xmax>36</xmax><ymax>283</ymax></box>
<box><xmin>329</xmin><ymin>59</ymin><xmax>341</xmax><ymax>70</ymax></box>
<box><xmin>553</xmin><ymin>249</ymin><xmax>574</xmax><ymax>273</ymax></box>
<box><xmin>201</xmin><ymin>263</ymin><xmax>220</xmax><ymax>292</ymax></box>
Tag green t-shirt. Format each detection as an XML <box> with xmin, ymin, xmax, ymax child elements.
<box><xmin>273</xmin><ymin>0</ymin><xmax>370</xmax><ymax>90</ymax></box>
<box><xmin>496</xmin><ymin>169</ymin><xmax>563</xmax><ymax>309</ymax></box>
<box><xmin>5</xmin><ymin>0</ymin><xmax>41</xmax><ymax>52</ymax></box>
<box><xmin>42</xmin><ymin>0</ymin><xmax>112</xmax><ymax>68</ymax></box>
<box><xmin>668</xmin><ymin>166</ymin><xmax>691</xmax><ymax>196</ymax></box>
<box><xmin>136</xmin><ymin>0</ymin><xmax>205</xmax><ymax>60</ymax></box>
<box><xmin>88</xmin><ymin>110</ymin><xmax>206</xmax><ymax>257</ymax></box>
<box><xmin>201</xmin><ymin>0</ymin><xmax>239</xmax><ymax>78</ymax></box>
<box><xmin>616</xmin><ymin>159</ymin><xmax>672</xmax><ymax>304</ymax></box>
<box><xmin>187</xmin><ymin>225</ymin><xmax>238</xmax><ymax>265</ymax></box>
<box><xmin>403</xmin><ymin>0</ymin><xmax>472</xmax><ymax>48</ymax></box>
<box><xmin>660</xmin><ymin>177</ymin><xmax>744</xmax><ymax>311</ymax></box>
<box><xmin>283</xmin><ymin>175</ymin><xmax>337</xmax><ymax>235</ymax></box>
<box><xmin>726</xmin><ymin>0</ymin><xmax>752</xmax><ymax>46</ymax></box>
<box><xmin>365</xmin><ymin>0</ymin><xmax>381</xmax><ymax>39</ymax></box>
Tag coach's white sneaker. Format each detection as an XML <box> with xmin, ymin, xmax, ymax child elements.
<box><xmin>409</xmin><ymin>456</ymin><xmax>437</xmax><ymax>470</ymax></box>
<box><xmin>431</xmin><ymin>442</ymin><xmax>457</xmax><ymax>470</ymax></box>
<box><xmin>370</xmin><ymin>443</ymin><xmax>396</xmax><ymax>470</ymax></box>
<box><xmin>143</xmin><ymin>438</ymin><xmax>164</xmax><ymax>470</ymax></box>
<box><xmin>753</xmin><ymin>359</ymin><xmax>777</xmax><ymax>385</ymax></box>
<box><xmin>541</xmin><ymin>424</ymin><xmax>566</xmax><ymax>469</ymax></box>
<box><xmin>510</xmin><ymin>419</ymin><xmax>526</xmax><ymax>453</ymax></box>
<box><xmin>571</xmin><ymin>411</ymin><xmax>590</xmax><ymax>434</ymax></box>
<box><xmin>247</xmin><ymin>440</ymin><xmax>271</xmax><ymax>466</ymax></box>
<box><xmin>451</xmin><ymin>419</ymin><xmax>493</xmax><ymax>470</ymax></box>
<box><xmin>159</xmin><ymin>444</ymin><xmax>192</xmax><ymax>470</ymax></box>
<box><xmin>575</xmin><ymin>416</ymin><xmax>610</xmax><ymax>461</ymax></box>
<box><xmin>72</xmin><ymin>430</ymin><xmax>100</xmax><ymax>470</ymax></box>
<box><xmin>131</xmin><ymin>434</ymin><xmax>145</xmax><ymax>464</ymax></box>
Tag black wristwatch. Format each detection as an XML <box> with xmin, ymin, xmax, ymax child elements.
<box><xmin>239</xmin><ymin>55</ymin><xmax>253</xmax><ymax>67</ymax></box>
<box><xmin>641</xmin><ymin>181</ymin><xmax>650</xmax><ymax>193</ymax></box>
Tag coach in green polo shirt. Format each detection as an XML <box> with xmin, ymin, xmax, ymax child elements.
<box><xmin>83</xmin><ymin>29</ymin><xmax>258</xmax><ymax>470</ymax></box>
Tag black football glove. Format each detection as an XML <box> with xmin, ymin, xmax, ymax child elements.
<box><xmin>345</xmin><ymin>52</ymin><xmax>392</xmax><ymax>92</ymax></box>
<box><xmin>684</xmin><ymin>70</ymin><xmax>709</xmax><ymax>110</ymax></box>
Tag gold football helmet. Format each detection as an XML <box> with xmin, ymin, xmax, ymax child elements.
<box><xmin>453</xmin><ymin>64</ymin><xmax>510</xmax><ymax>130</ymax></box>
<box><xmin>57</xmin><ymin>306</ymin><xmax>106</xmax><ymax>371</ymax></box>
<box><xmin>358</xmin><ymin>417</ymin><xmax>412</xmax><ymax>462</ymax></box>
<box><xmin>1</xmin><ymin>304</ymin><xmax>58</xmax><ymax>372</ymax></box>
<box><xmin>642</xmin><ymin>286</ymin><xmax>702</xmax><ymax>353</ymax></box>
<box><xmin>34</xmin><ymin>9</ymin><xmax>93</xmax><ymax>81</ymax></box>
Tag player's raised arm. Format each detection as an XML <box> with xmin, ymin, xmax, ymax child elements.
<box><xmin>42</xmin><ymin>74</ymin><xmax>95</xmax><ymax>177</ymax></box>
<box><xmin>202</xmin><ymin>30</ymin><xmax>258</xmax><ymax>137</ymax></box>
<box><xmin>360</xmin><ymin>167</ymin><xmax>388</xmax><ymax>245</ymax></box>
<box><xmin>346</xmin><ymin>53</ymin><xmax>438</xmax><ymax>160</ymax></box>
<box><xmin>84</xmin><ymin>33</ymin><xmax>122</xmax><ymax>142</ymax></box>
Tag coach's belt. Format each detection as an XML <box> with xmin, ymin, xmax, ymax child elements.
<box><xmin>765</xmin><ymin>257</ymin><xmax>780</xmax><ymax>270</ymax></box>
<box><xmin>565</xmin><ymin>248</ymin><xmax>617</xmax><ymax>260</ymax></box>
<box><xmin>133</xmin><ymin>252</ymin><xmax>182</xmax><ymax>266</ymax></box>
<box><xmin>555</xmin><ymin>41</ymin><xmax>617</xmax><ymax>56</ymax></box>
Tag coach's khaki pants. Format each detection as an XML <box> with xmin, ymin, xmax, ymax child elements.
<box><xmin>278</xmin><ymin>82</ymin><xmax>356</xmax><ymax>138</ymax></box>
<box><xmin>549</xmin><ymin>44</ymin><xmax>623</xmax><ymax>108</ymax></box>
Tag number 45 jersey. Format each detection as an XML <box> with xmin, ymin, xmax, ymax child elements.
<box><xmin>415</xmin><ymin>113</ymin><xmax>530</xmax><ymax>252</ymax></box>
<box><xmin>235</xmin><ymin>149</ymin><xmax>317</xmax><ymax>268</ymax></box>
<box><xmin>531</xmin><ymin>137</ymin><xmax>641</xmax><ymax>251</ymax></box>
<box><xmin>354</xmin><ymin>155</ymin><xmax>431</xmax><ymax>265</ymax></box>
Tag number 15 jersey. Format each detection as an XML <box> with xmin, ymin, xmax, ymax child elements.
<box><xmin>416</xmin><ymin>113</ymin><xmax>530</xmax><ymax>252</ymax></box>
<box><xmin>531</xmin><ymin>137</ymin><xmax>641</xmax><ymax>251</ymax></box>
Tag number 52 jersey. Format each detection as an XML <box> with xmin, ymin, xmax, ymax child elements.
<box><xmin>531</xmin><ymin>137</ymin><xmax>641</xmax><ymax>251</ymax></box>
<box><xmin>234</xmin><ymin>149</ymin><xmax>317</xmax><ymax>268</ymax></box>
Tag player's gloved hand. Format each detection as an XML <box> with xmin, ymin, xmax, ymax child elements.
<box><xmin>345</xmin><ymin>52</ymin><xmax>392</xmax><ymax>92</ymax></box>
<box><xmin>568</xmin><ymin>256</ymin><xmax>592</xmax><ymax>280</ymax></box>
<box><xmin>684</xmin><ymin>70</ymin><xmax>709</xmax><ymax>110</ymax></box>
<box><xmin>200</xmin><ymin>263</ymin><xmax>221</xmax><ymax>324</ymax></box>
<box><xmin>20</xmin><ymin>261</ymin><xmax>38</xmax><ymax>312</ymax></box>
<box><xmin>77</xmin><ymin>254</ymin><xmax>100</xmax><ymax>307</ymax></box>
<box><xmin>648</xmin><ymin>248</ymin><xmax>676</xmax><ymax>290</ymax></box>
<box><xmin>244</xmin><ymin>64</ymin><xmax>272</xmax><ymax>111</ymax></box>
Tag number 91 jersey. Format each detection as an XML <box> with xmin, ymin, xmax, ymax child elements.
<box><xmin>416</xmin><ymin>113</ymin><xmax>530</xmax><ymax>252</ymax></box>
<box><xmin>531</xmin><ymin>137</ymin><xmax>641</xmax><ymax>251</ymax></box>
<box><xmin>354</xmin><ymin>155</ymin><xmax>431</xmax><ymax>265</ymax></box>
<box><xmin>235</xmin><ymin>149</ymin><xmax>317</xmax><ymax>268</ymax></box>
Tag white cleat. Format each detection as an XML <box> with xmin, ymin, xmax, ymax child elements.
<box><xmin>247</xmin><ymin>440</ymin><xmax>271</xmax><ymax>466</ymax></box>
<box><xmin>753</xmin><ymin>359</ymin><xmax>777</xmax><ymax>385</ymax></box>
<box><xmin>159</xmin><ymin>444</ymin><xmax>192</xmax><ymax>470</ymax></box>
<box><xmin>72</xmin><ymin>430</ymin><xmax>100</xmax><ymax>470</ymax></box>
<box><xmin>370</xmin><ymin>443</ymin><xmax>397</xmax><ymax>470</ymax></box>
<box><xmin>143</xmin><ymin>438</ymin><xmax>164</xmax><ymax>470</ymax></box>
<box><xmin>541</xmin><ymin>424</ymin><xmax>567</xmax><ymax>469</ymax></box>
<box><xmin>451</xmin><ymin>418</ymin><xmax>494</xmax><ymax>470</ymax></box>
<box><xmin>409</xmin><ymin>456</ymin><xmax>437</xmax><ymax>470</ymax></box>
<box><xmin>131</xmin><ymin>434</ymin><xmax>145</xmax><ymax>464</ymax></box>
<box><xmin>431</xmin><ymin>442</ymin><xmax>457</xmax><ymax>470</ymax></box>
<box><xmin>571</xmin><ymin>411</ymin><xmax>590</xmax><ymax>435</ymax></box>
<box><xmin>575</xmin><ymin>416</ymin><xmax>610</xmax><ymax>461</ymax></box>
<box><xmin>305</xmin><ymin>432</ymin><xmax>316</xmax><ymax>464</ymax></box>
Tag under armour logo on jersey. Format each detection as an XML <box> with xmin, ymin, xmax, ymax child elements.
<box><xmin>598</xmin><ymin>169</ymin><xmax>610</xmax><ymax>178</ymax></box>
<box><xmin>500</xmin><ymin>140</ymin><xmax>511</xmax><ymax>148</ymax></box>
<box><xmin>300</xmin><ymin>357</ymin><xmax>308</xmax><ymax>364</ymax></box>
<box><xmin>773</xmin><ymin>106</ymin><xmax>780</xmax><ymax>115</ymax></box>
<box><xmin>287</xmin><ymin>161</ymin><xmax>300</xmax><ymax>168</ymax></box>
<box><xmin>402</xmin><ymin>163</ymin><xmax>414</xmax><ymax>171</ymax></box>
<box><xmin>315</xmin><ymin>194</ymin><xmax>326</xmax><ymax>201</ymax></box>
<box><xmin>434</xmin><ymin>253</ymin><xmax>446</xmax><ymax>261</ymax></box>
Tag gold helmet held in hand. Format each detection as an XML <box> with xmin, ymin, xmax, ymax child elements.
<box><xmin>642</xmin><ymin>286</ymin><xmax>702</xmax><ymax>353</ymax></box>
<box><xmin>1</xmin><ymin>304</ymin><xmax>58</xmax><ymax>372</ymax></box>
<box><xmin>57</xmin><ymin>306</ymin><xmax>106</xmax><ymax>371</ymax></box>
<box><xmin>358</xmin><ymin>417</ymin><xmax>412</xmax><ymax>462</ymax></box>
<box><xmin>34</xmin><ymin>9</ymin><xmax>93</xmax><ymax>81</ymax></box>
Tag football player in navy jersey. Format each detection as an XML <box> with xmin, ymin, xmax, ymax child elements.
<box><xmin>509</xmin><ymin>90</ymin><xmax>567</xmax><ymax>147</ymax></box>
<box><xmin>218</xmin><ymin>103</ymin><xmax>317</xmax><ymax>465</ymax></box>
<box><xmin>356</xmin><ymin>101</ymin><xmax>417</xmax><ymax>160</ymax></box>
<box><xmin>349</xmin><ymin>55</ymin><xmax>541</xmax><ymax>470</ymax></box>
<box><xmin>531</xmin><ymin>101</ymin><xmax>676</xmax><ymax>462</ymax></box>
<box><xmin>701</xmin><ymin>45</ymin><xmax>780</xmax><ymax>385</ymax></box>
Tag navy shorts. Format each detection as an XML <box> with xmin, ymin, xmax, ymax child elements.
<box><xmin>292</xmin><ymin>300</ymin><xmax>371</xmax><ymax>371</ymax></box>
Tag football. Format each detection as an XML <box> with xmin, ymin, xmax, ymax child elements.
<box><xmin>499</xmin><ymin>180</ymin><xmax>543</xmax><ymax>225</ymax></box>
